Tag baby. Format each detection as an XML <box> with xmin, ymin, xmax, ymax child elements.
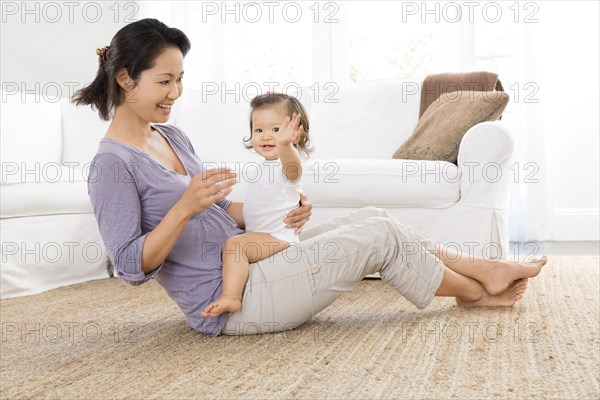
<box><xmin>202</xmin><ymin>93</ymin><xmax>313</xmax><ymax>318</ymax></box>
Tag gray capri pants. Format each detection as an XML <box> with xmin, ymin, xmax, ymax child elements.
<box><xmin>221</xmin><ymin>207</ymin><xmax>445</xmax><ymax>336</ymax></box>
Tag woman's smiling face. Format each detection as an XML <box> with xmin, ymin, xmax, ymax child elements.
<box><xmin>120</xmin><ymin>46</ymin><xmax>184</xmax><ymax>124</ymax></box>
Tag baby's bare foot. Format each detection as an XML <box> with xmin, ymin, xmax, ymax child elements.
<box><xmin>201</xmin><ymin>296</ymin><xmax>241</xmax><ymax>318</ymax></box>
<box><xmin>481</xmin><ymin>256</ymin><xmax>547</xmax><ymax>296</ymax></box>
<box><xmin>457</xmin><ymin>278</ymin><xmax>529</xmax><ymax>308</ymax></box>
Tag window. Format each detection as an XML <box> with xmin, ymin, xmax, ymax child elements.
<box><xmin>344</xmin><ymin>2</ymin><xmax>448</xmax><ymax>82</ymax></box>
<box><xmin>223</xmin><ymin>4</ymin><xmax>312</xmax><ymax>87</ymax></box>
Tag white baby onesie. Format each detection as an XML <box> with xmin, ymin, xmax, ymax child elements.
<box><xmin>242</xmin><ymin>159</ymin><xmax>303</xmax><ymax>243</ymax></box>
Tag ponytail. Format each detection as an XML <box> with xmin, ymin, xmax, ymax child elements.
<box><xmin>71</xmin><ymin>18</ymin><xmax>191</xmax><ymax>121</ymax></box>
<box><xmin>72</xmin><ymin>63</ymin><xmax>114</xmax><ymax>121</ymax></box>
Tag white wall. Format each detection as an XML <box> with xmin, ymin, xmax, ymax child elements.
<box><xmin>1</xmin><ymin>1</ymin><xmax>131</xmax><ymax>100</ymax></box>
<box><xmin>535</xmin><ymin>2</ymin><xmax>599</xmax><ymax>240</ymax></box>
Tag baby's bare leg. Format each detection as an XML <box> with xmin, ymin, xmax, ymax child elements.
<box><xmin>201</xmin><ymin>233</ymin><xmax>290</xmax><ymax>318</ymax></box>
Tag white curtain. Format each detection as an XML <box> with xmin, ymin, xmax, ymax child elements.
<box><xmin>505</xmin><ymin>22</ymin><xmax>554</xmax><ymax>242</ymax></box>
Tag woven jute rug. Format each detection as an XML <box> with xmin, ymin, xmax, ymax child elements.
<box><xmin>1</xmin><ymin>255</ymin><xmax>598</xmax><ymax>399</ymax></box>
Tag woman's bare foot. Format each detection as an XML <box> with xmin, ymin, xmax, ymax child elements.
<box><xmin>201</xmin><ymin>296</ymin><xmax>241</xmax><ymax>318</ymax></box>
<box><xmin>480</xmin><ymin>256</ymin><xmax>547</xmax><ymax>296</ymax></box>
<box><xmin>456</xmin><ymin>278</ymin><xmax>529</xmax><ymax>307</ymax></box>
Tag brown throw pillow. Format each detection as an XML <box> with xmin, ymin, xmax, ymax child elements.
<box><xmin>418</xmin><ymin>71</ymin><xmax>503</xmax><ymax>118</ymax></box>
<box><xmin>392</xmin><ymin>90</ymin><xmax>509</xmax><ymax>164</ymax></box>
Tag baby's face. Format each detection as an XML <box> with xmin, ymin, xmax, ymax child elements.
<box><xmin>250</xmin><ymin>105</ymin><xmax>288</xmax><ymax>161</ymax></box>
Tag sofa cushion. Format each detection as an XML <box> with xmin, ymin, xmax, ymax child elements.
<box><xmin>0</xmin><ymin>167</ymin><xmax>92</xmax><ymax>218</ymax></box>
<box><xmin>60</xmin><ymin>100</ymin><xmax>110</xmax><ymax>166</ymax></box>
<box><xmin>174</xmin><ymin>90</ymin><xmax>257</xmax><ymax>165</ymax></box>
<box><xmin>309</xmin><ymin>80</ymin><xmax>420</xmax><ymax>159</ymax></box>
<box><xmin>301</xmin><ymin>159</ymin><xmax>459</xmax><ymax>208</ymax></box>
<box><xmin>393</xmin><ymin>91</ymin><xmax>509</xmax><ymax>164</ymax></box>
<box><xmin>1</xmin><ymin>92</ymin><xmax>62</xmax><ymax>185</ymax></box>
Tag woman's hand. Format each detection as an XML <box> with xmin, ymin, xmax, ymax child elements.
<box><xmin>284</xmin><ymin>193</ymin><xmax>312</xmax><ymax>235</ymax></box>
<box><xmin>176</xmin><ymin>167</ymin><xmax>237</xmax><ymax>219</ymax></box>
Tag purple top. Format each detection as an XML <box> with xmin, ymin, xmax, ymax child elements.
<box><xmin>87</xmin><ymin>124</ymin><xmax>243</xmax><ymax>336</ymax></box>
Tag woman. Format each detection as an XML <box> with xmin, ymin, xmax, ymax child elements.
<box><xmin>74</xmin><ymin>19</ymin><xmax>546</xmax><ymax>337</ymax></box>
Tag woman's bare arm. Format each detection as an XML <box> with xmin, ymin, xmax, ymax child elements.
<box><xmin>140</xmin><ymin>203</ymin><xmax>193</xmax><ymax>274</ymax></box>
<box><xmin>140</xmin><ymin>168</ymin><xmax>237</xmax><ymax>274</ymax></box>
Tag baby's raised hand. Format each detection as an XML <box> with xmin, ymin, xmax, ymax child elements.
<box><xmin>277</xmin><ymin>113</ymin><xmax>303</xmax><ymax>147</ymax></box>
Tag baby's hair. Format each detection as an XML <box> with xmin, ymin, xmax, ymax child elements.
<box><xmin>244</xmin><ymin>92</ymin><xmax>314</xmax><ymax>157</ymax></box>
<box><xmin>71</xmin><ymin>18</ymin><xmax>191</xmax><ymax>121</ymax></box>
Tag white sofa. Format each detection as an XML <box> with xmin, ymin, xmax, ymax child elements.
<box><xmin>0</xmin><ymin>79</ymin><xmax>513</xmax><ymax>298</ymax></box>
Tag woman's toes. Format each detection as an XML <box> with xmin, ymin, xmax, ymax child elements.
<box><xmin>530</xmin><ymin>255</ymin><xmax>548</xmax><ymax>267</ymax></box>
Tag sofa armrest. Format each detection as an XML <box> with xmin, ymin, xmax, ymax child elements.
<box><xmin>457</xmin><ymin>121</ymin><xmax>514</xmax><ymax>208</ymax></box>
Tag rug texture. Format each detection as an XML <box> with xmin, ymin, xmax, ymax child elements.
<box><xmin>1</xmin><ymin>255</ymin><xmax>598</xmax><ymax>399</ymax></box>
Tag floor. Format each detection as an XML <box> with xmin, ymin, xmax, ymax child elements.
<box><xmin>509</xmin><ymin>241</ymin><xmax>600</xmax><ymax>256</ymax></box>
<box><xmin>3</xmin><ymin>255</ymin><xmax>598</xmax><ymax>399</ymax></box>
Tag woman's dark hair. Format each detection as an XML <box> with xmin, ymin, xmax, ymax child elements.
<box><xmin>72</xmin><ymin>18</ymin><xmax>191</xmax><ymax>121</ymax></box>
<box><xmin>244</xmin><ymin>93</ymin><xmax>314</xmax><ymax>157</ymax></box>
